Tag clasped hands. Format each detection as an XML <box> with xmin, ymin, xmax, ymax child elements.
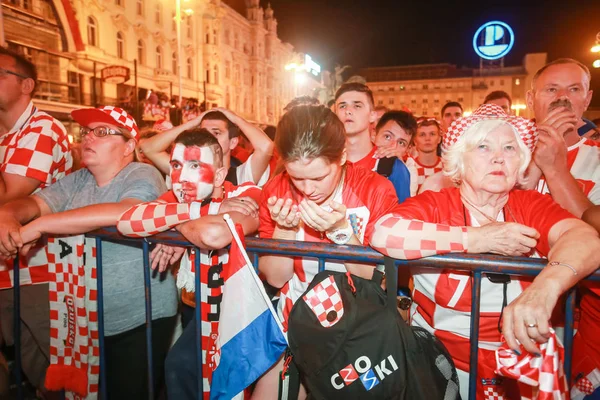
<box><xmin>267</xmin><ymin>196</ymin><xmax>347</xmax><ymax>233</ymax></box>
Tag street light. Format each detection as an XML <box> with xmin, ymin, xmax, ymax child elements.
<box><xmin>511</xmin><ymin>103</ymin><xmax>526</xmax><ymax>116</ymax></box>
<box><xmin>175</xmin><ymin>0</ymin><xmax>194</xmax><ymax>105</ymax></box>
<box><xmin>591</xmin><ymin>32</ymin><xmax>600</xmax><ymax>69</ymax></box>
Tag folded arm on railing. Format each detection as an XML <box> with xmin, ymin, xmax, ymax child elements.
<box><xmin>116</xmin><ymin>201</ymin><xmax>204</xmax><ymax>238</ymax></box>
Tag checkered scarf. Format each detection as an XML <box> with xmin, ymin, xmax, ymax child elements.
<box><xmin>443</xmin><ymin>103</ymin><xmax>538</xmax><ymax>153</ymax></box>
<box><xmin>495</xmin><ymin>329</ymin><xmax>567</xmax><ymax>400</ymax></box>
<box><xmin>44</xmin><ymin>236</ymin><xmax>99</xmax><ymax>399</ymax></box>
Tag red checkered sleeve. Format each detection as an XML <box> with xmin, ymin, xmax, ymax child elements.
<box><xmin>117</xmin><ymin>201</ymin><xmax>208</xmax><ymax>238</ymax></box>
<box><xmin>1</xmin><ymin>114</ymin><xmax>71</xmax><ymax>187</ymax></box>
<box><xmin>370</xmin><ymin>215</ymin><xmax>468</xmax><ymax>260</ymax></box>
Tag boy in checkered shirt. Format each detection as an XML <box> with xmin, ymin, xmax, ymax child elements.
<box><xmin>0</xmin><ymin>46</ymin><xmax>72</xmax><ymax>396</ymax></box>
<box><xmin>117</xmin><ymin>127</ymin><xmax>261</xmax><ymax>400</ymax></box>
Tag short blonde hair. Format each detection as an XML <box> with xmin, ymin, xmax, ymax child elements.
<box><xmin>442</xmin><ymin>119</ymin><xmax>531</xmax><ymax>186</ymax></box>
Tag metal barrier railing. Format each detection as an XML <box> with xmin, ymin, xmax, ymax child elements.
<box><xmin>10</xmin><ymin>227</ymin><xmax>600</xmax><ymax>400</ymax></box>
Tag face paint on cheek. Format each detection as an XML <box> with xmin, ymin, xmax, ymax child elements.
<box><xmin>180</xmin><ymin>146</ymin><xmax>216</xmax><ymax>202</ymax></box>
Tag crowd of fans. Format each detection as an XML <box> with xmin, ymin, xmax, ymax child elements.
<box><xmin>1</xmin><ymin>42</ymin><xmax>600</xmax><ymax>400</ymax></box>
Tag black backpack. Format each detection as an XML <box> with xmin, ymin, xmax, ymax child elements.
<box><xmin>287</xmin><ymin>257</ymin><xmax>461</xmax><ymax>400</ymax></box>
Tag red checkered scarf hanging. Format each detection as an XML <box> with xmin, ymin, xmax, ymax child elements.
<box><xmin>443</xmin><ymin>103</ymin><xmax>538</xmax><ymax>153</ymax></box>
<box><xmin>45</xmin><ymin>236</ymin><xmax>99</xmax><ymax>399</ymax></box>
<box><xmin>495</xmin><ymin>329</ymin><xmax>568</xmax><ymax>400</ymax></box>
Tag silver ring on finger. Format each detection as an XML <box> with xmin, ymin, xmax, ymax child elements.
<box><xmin>525</xmin><ymin>323</ymin><xmax>538</xmax><ymax>328</ymax></box>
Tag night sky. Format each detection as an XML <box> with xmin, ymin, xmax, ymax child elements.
<box><xmin>245</xmin><ymin>0</ymin><xmax>600</xmax><ymax>106</ymax></box>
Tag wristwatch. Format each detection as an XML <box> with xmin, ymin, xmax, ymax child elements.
<box><xmin>325</xmin><ymin>224</ymin><xmax>354</xmax><ymax>245</ymax></box>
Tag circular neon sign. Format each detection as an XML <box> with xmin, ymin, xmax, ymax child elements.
<box><xmin>473</xmin><ymin>21</ymin><xmax>515</xmax><ymax>60</ymax></box>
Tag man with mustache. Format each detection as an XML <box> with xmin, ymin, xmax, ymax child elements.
<box><xmin>525</xmin><ymin>58</ymin><xmax>600</xmax><ymax>399</ymax></box>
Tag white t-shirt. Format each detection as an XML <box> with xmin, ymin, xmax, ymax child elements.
<box><xmin>236</xmin><ymin>153</ymin><xmax>270</xmax><ymax>187</ymax></box>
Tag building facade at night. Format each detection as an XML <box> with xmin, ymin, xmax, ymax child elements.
<box><xmin>360</xmin><ymin>53</ymin><xmax>548</xmax><ymax>119</ymax></box>
<box><xmin>0</xmin><ymin>0</ymin><xmax>304</xmax><ymax>128</ymax></box>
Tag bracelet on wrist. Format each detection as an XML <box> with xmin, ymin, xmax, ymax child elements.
<box><xmin>548</xmin><ymin>261</ymin><xmax>577</xmax><ymax>276</ymax></box>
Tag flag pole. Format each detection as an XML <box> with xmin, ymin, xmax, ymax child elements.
<box><xmin>223</xmin><ymin>214</ymin><xmax>288</xmax><ymax>340</ymax></box>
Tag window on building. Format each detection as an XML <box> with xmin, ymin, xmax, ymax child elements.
<box><xmin>389</xmin><ymin>98</ymin><xmax>394</xmax><ymax>105</ymax></box>
<box><xmin>206</xmin><ymin>68</ymin><xmax>210</xmax><ymax>84</ymax></box>
<box><xmin>458</xmin><ymin>97</ymin><xmax>464</xmax><ymax>102</ymax></box>
<box><xmin>214</xmin><ymin>65</ymin><xmax>219</xmax><ymax>85</ymax></box>
<box><xmin>172</xmin><ymin>11</ymin><xmax>176</xmax><ymax>32</ymax></box>
<box><xmin>155</xmin><ymin>3</ymin><xmax>162</xmax><ymax>24</ymax></box>
<box><xmin>378</xmin><ymin>100</ymin><xmax>383</xmax><ymax>106</ymax></box>
<box><xmin>115</xmin><ymin>0</ymin><xmax>122</xmax><ymax>6</ymax></box>
<box><xmin>434</xmin><ymin>99</ymin><xmax>439</xmax><ymax>104</ymax></box>
<box><xmin>446</xmin><ymin>83</ymin><xmax>452</xmax><ymax>89</ymax></box>
<box><xmin>87</xmin><ymin>17</ymin><xmax>98</xmax><ymax>47</ymax></box>
<box><xmin>411</xmin><ymin>99</ymin><xmax>416</xmax><ymax>104</ymax></box>
<box><xmin>137</xmin><ymin>40</ymin><xmax>145</xmax><ymax>64</ymax></box>
<box><xmin>423</xmin><ymin>109</ymin><xmax>428</xmax><ymax>115</ymax></box>
<box><xmin>156</xmin><ymin>46</ymin><xmax>162</xmax><ymax>68</ymax></box>
<box><xmin>187</xmin><ymin>16</ymin><xmax>192</xmax><ymax>38</ymax></box>
<box><xmin>136</xmin><ymin>0</ymin><xmax>143</xmax><ymax>16</ymax></box>
<box><xmin>205</xmin><ymin>30</ymin><xmax>210</xmax><ymax>44</ymax></box>
<box><xmin>490</xmin><ymin>80</ymin><xmax>495</xmax><ymax>86</ymax></box>
<box><xmin>187</xmin><ymin>58</ymin><xmax>193</xmax><ymax>79</ymax></box>
<box><xmin>423</xmin><ymin>84</ymin><xmax>428</xmax><ymax>90</ymax></box>
<box><xmin>172</xmin><ymin>52</ymin><xmax>177</xmax><ymax>73</ymax></box>
<box><xmin>116</xmin><ymin>32</ymin><xmax>125</xmax><ymax>59</ymax></box>
<box><xmin>389</xmin><ymin>87</ymin><xmax>395</xmax><ymax>91</ymax></box>
<box><xmin>213</xmin><ymin>29</ymin><xmax>218</xmax><ymax>45</ymax></box>
<box><xmin>423</xmin><ymin>98</ymin><xmax>428</xmax><ymax>103</ymax></box>
<box><xmin>500</xmin><ymin>79</ymin><xmax>505</xmax><ymax>86</ymax></box>
<box><xmin>225</xmin><ymin>61</ymin><xmax>231</xmax><ymax>79</ymax></box>
<box><xmin>234</xmin><ymin>33</ymin><xmax>239</xmax><ymax>49</ymax></box>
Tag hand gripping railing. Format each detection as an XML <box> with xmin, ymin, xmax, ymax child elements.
<box><xmin>10</xmin><ymin>227</ymin><xmax>600</xmax><ymax>400</ymax></box>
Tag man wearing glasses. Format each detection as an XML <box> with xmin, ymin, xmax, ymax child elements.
<box><xmin>0</xmin><ymin>46</ymin><xmax>72</xmax><ymax>397</ymax></box>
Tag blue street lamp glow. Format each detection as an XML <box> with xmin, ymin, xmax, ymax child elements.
<box><xmin>473</xmin><ymin>21</ymin><xmax>515</xmax><ymax>60</ymax></box>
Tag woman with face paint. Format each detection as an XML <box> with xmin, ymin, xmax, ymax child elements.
<box><xmin>117</xmin><ymin>128</ymin><xmax>262</xmax><ymax>400</ymax></box>
<box><xmin>252</xmin><ymin>105</ymin><xmax>400</xmax><ymax>399</ymax></box>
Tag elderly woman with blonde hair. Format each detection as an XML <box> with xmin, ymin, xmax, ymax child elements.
<box><xmin>370</xmin><ymin>104</ymin><xmax>600</xmax><ymax>399</ymax></box>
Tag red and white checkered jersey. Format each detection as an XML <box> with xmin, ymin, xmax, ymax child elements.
<box><xmin>535</xmin><ymin>138</ymin><xmax>600</xmax><ymax>378</ymax></box>
<box><xmin>259</xmin><ymin>164</ymin><xmax>399</xmax><ymax>330</ymax></box>
<box><xmin>168</xmin><ymin>181</ymin><xmax>260</xmax><ymax>399</ymax></box>
<box><xmin>535</xmin><ymin>138</ymin><xmax>600</xmax><ymax>204</ymax></box>
<box><xmin>409</xmin><ymin>156</ymin><xmax>443</xmax><ymax>187</ymax></box>
<box><xmin>390</xmin><ymin>188</ymin><xmax>573</xmax><ymax>373</ymax></box>
<box><xmin>0</xmin><ymin>102</ymin><xmax>72</xmax><ymax>289</ymax></box>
